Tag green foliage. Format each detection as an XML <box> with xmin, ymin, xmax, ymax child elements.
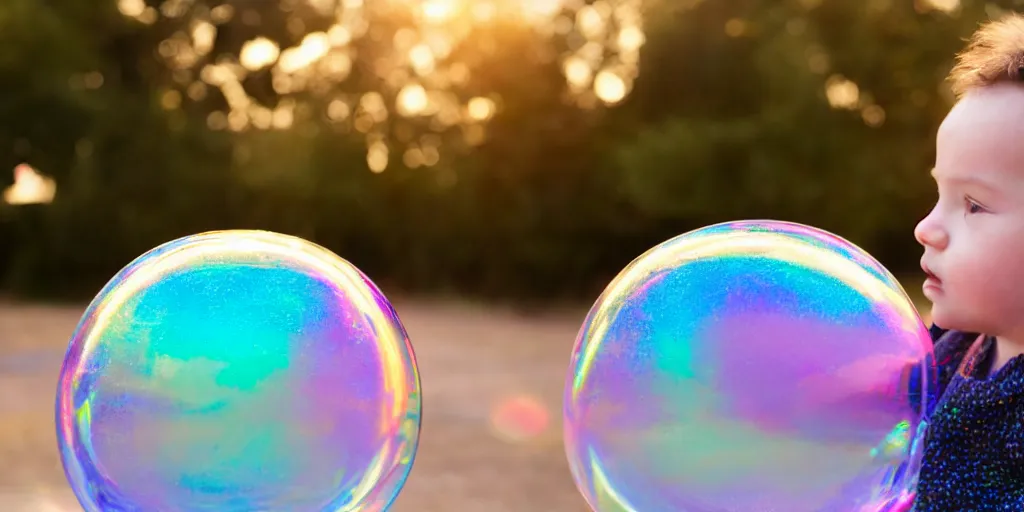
<box><xmin>2</xmin><ymin>0</ymin><xmax>1022</xmax><ymax>302</ymax></box>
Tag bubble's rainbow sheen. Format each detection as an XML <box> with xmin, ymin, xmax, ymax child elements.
<box><xmin>56</xmin><ymin>230</ymin><xmax>420</xmax><ymax>511</ymax></box>
<box><xmin>564</xmin><ymin>220</ymin><xmax>934</xmax><ymax>512</ymax></box>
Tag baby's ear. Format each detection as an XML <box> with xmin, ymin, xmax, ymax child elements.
<box><xmin>1010</xmin><ymin>53</ymin><xmax>1024</xmax><ymax>81</ymax></box>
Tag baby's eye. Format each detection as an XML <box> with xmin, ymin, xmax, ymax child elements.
<box><xmin>965</xmin><ymin>197</ymin><xmax>984</xmax><ymax>214</ymax></box>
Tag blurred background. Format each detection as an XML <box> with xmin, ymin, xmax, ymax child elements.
<box><xmin>0</xmin><ymin>0</ymin><xmax>1006</xmax><ymax>509</ymax></box>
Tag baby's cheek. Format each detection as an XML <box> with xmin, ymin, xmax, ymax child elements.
<box><xmin>995</xmin><ymin>234</ymin><xmax>1024</xmax><ymax>277</ymax></box>
<box><xmin>977</xmin><ymin>239</ymin><xmax>1024</xmax><ymax>317</ymax></box>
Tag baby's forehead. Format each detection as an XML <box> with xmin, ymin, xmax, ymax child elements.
<box><xmin>937</xmin><ymin>84</ymin><xmax>1024</xmax><ymax>185</ymax></box>
<box><xmin>941</xmin><ymin>84</ymin><xmax>1024</xmax><ymax>136</ymax></box>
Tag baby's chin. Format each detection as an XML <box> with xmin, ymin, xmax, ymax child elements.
<box><xmin>929</xmin><ymin>305</ymin><xmax>974</xmax><ymax>333</ymax></box>
<box><xmin>928</xmin><ymin>303</ymin><xmax>990</xmax><ymax>335</ymax></box>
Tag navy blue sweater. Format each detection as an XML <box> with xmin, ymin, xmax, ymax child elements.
<box><xmin>912</xmin><ymin>326</ymin><xmax>1024</xmax><ymax>511</ymax></box>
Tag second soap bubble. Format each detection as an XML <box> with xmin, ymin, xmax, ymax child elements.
<box><xmin>564</xmin><ymin>220</ymin><xmax>934</xmax><ymax>512</ymax></box>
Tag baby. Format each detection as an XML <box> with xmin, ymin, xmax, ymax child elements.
<box><xmin>912</xmin><ymin>11</ymin><xmax>1024</xmax><ymax>511</ymax></box>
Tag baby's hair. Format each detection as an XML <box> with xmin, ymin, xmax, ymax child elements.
<box><xmin>949</xmin><ymin>12</ymin><xmax>1024</xmax><ymax>98</ymax></box>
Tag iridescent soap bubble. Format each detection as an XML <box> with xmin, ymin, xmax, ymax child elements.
<box><xmin>564</xmin><ymin>220</ymin><xmax>934</xmax><ymax>512</ymax></box>
<box><xmin>56</xmin><ymin>230</ymin><xmax>420</xmax><ymax>512</ymax></box>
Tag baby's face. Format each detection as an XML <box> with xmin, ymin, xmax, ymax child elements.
<box><xmin>915</xmin><ymin>83</ymin><xmax>1024</xmax><ymax>338</ymax></box>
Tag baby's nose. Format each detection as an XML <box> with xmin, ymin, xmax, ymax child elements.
<box><xmin>914</xmin><ymin>213</ymin><xmax>948</xmax><ymax>249</ymax></box>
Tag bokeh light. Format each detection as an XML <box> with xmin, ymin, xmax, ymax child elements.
<box><xmin>117</xmin><ymin>0</ymin><xmax>647</xmax><ymax>170</ymax></box>
<box><xmin>3</xmin><ymin>164</ymin><xmax>56</xmax><ymax>206</ymax></box>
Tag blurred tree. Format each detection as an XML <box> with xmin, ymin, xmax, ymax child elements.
<box><xmin>608</xmin><ymin>0</ymin><xmax>1024</xmax><ymax>269</ymax></box>
<box><xmin>2</xmin><ymin>0</ymin><xmax>1022</xmax><ymax>301</ymax></box>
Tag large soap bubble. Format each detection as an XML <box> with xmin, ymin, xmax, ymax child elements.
<box><xmin>564</xmin><ymin>220</ymin><xmax>934</xmax><ymax>512</ymax></box>
<box><xmin>56</xmin><ymin>230</ymin><xmax>421</xmax><ymax>511</ymax></box>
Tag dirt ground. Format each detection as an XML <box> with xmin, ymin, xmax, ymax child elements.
<box><xmin>0</xmin><ymin>300</ymin><xmax>593</xmax><ymax>512</ymax></box>
<box><xmin>0</xmin><ymin>290</ymin><xmax>931</xmax><ymax>512</ymax></box>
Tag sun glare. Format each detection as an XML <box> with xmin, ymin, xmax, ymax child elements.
<box><xmin>420</xmin><ymin>0</ymin><xmax>459</xmax><ymax>23</ymax></box>
<box><xmin>131</xmin><ymin>0</ymin><xmax>646</xmax><ymax>170</ymax></box>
